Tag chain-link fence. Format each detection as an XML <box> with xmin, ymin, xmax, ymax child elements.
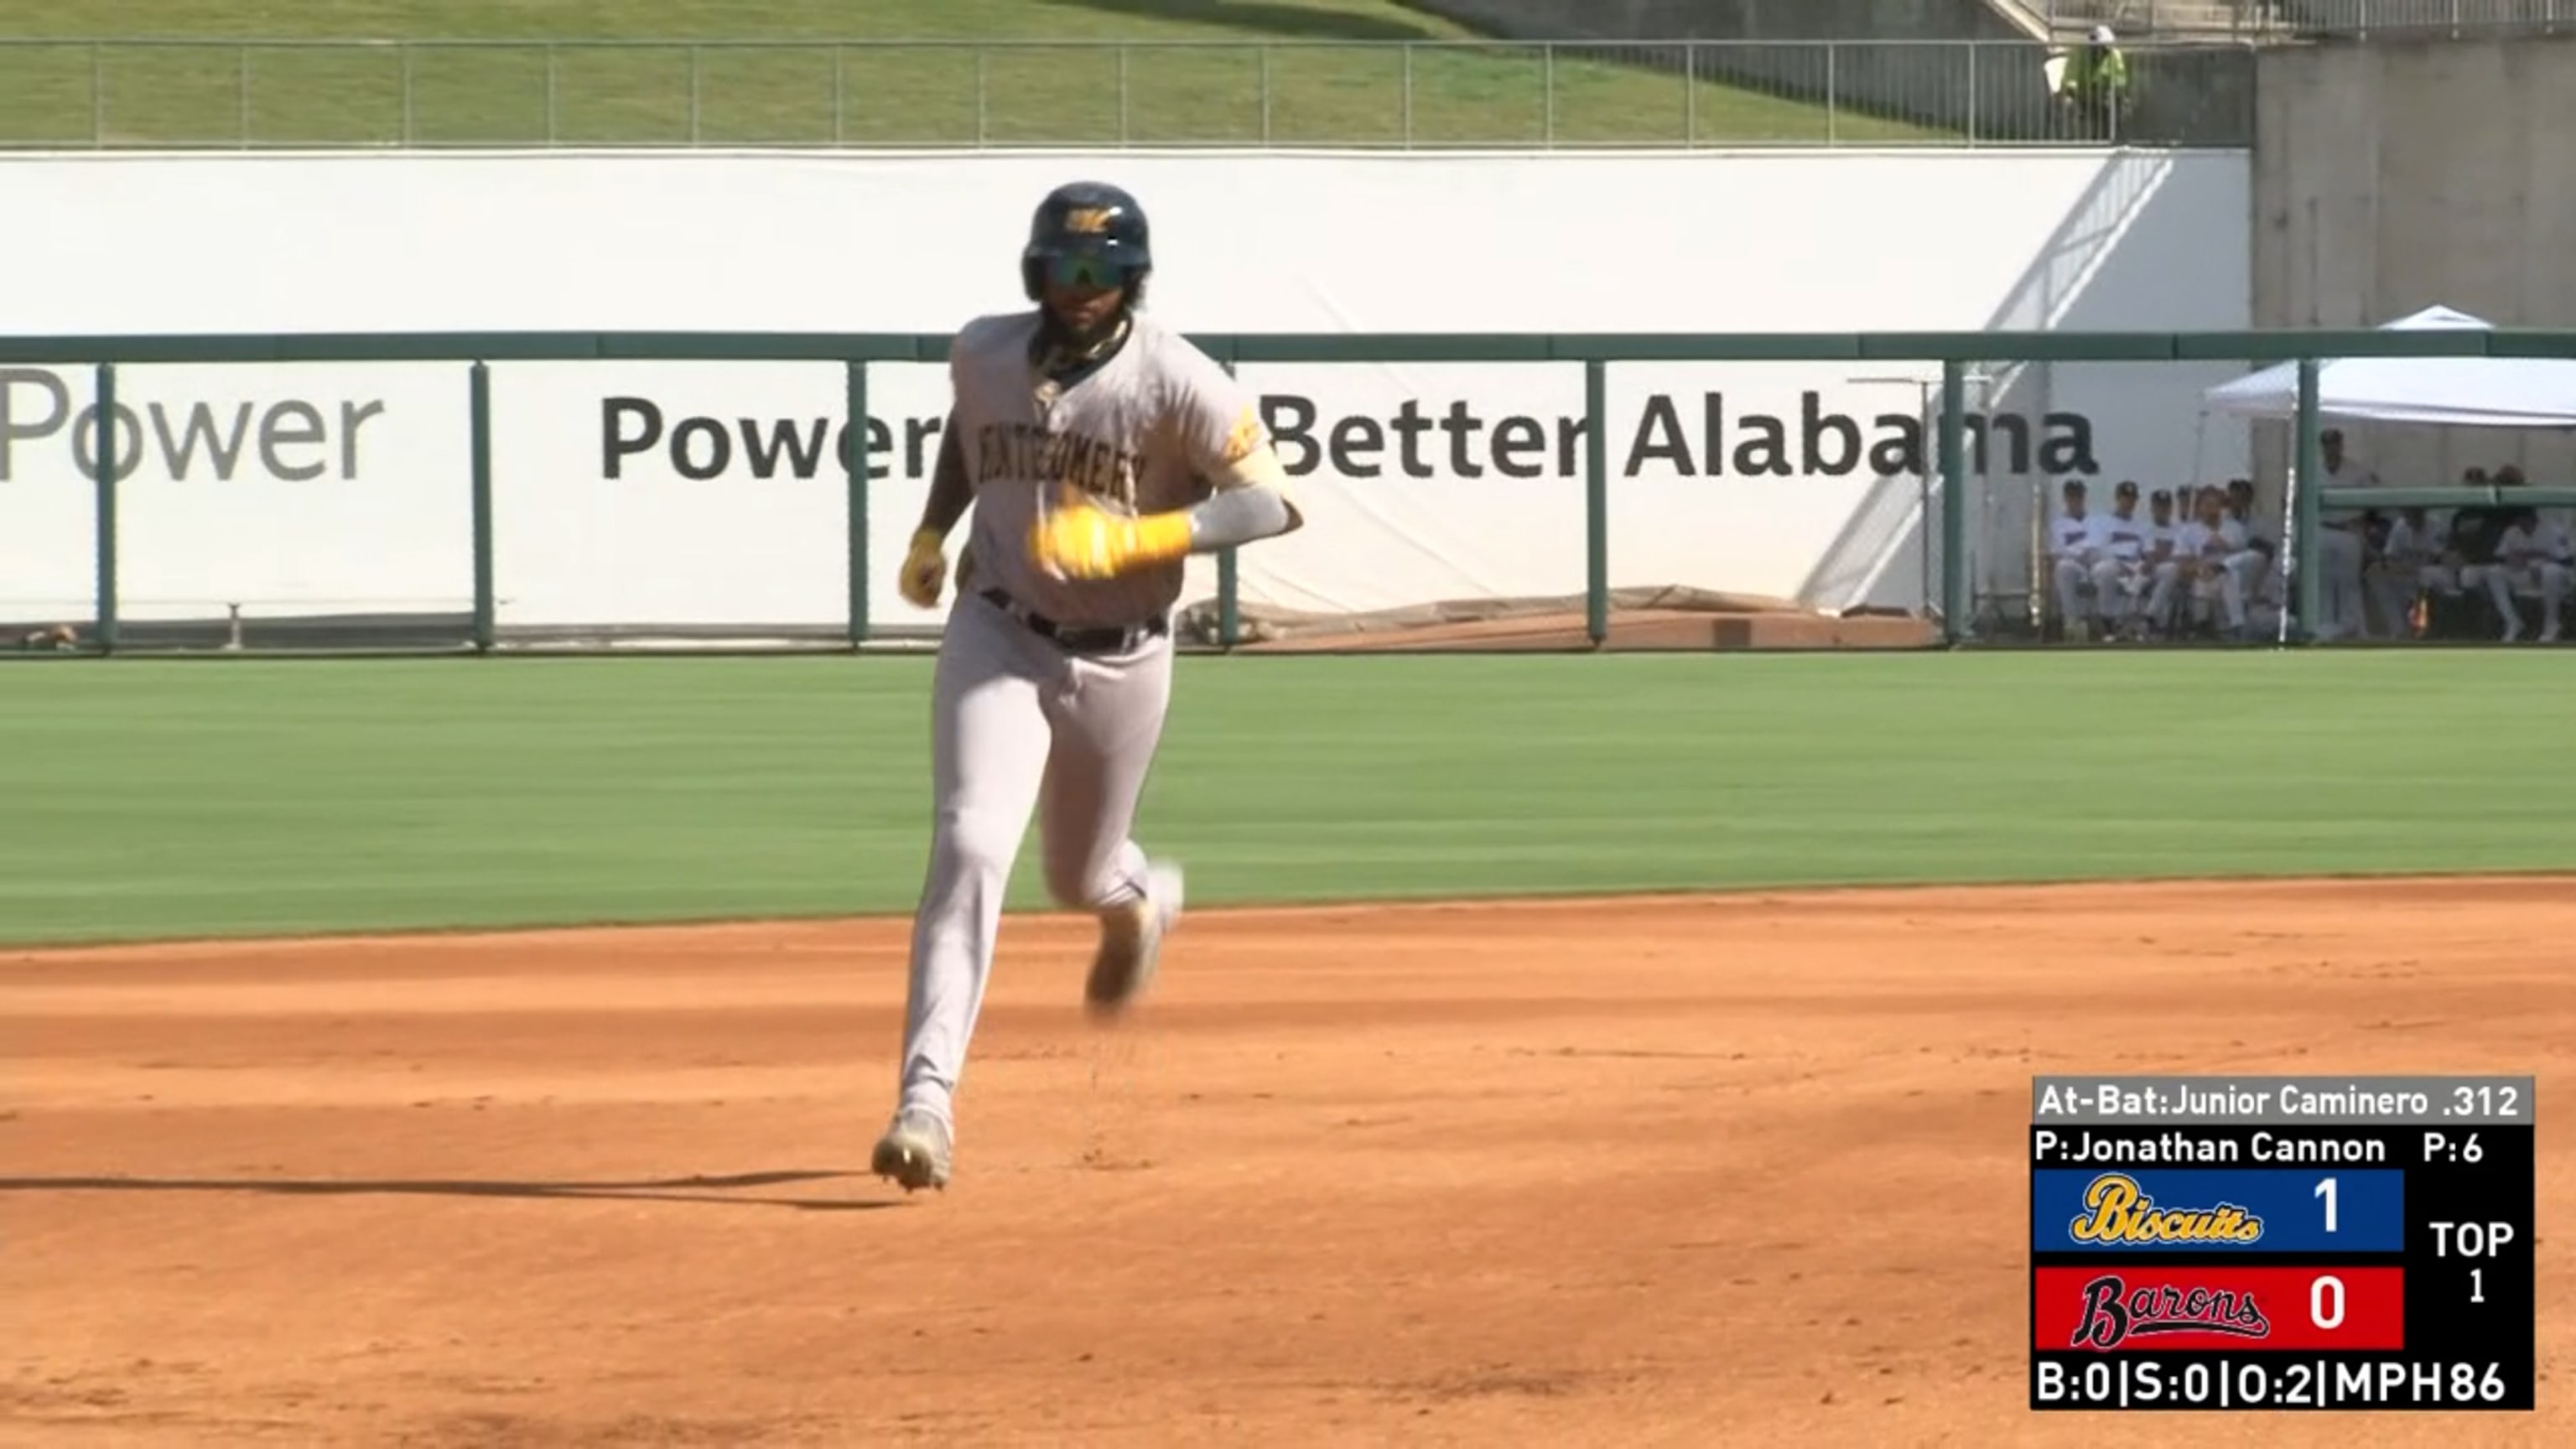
<box><xmin>0</xmin><ymin>38</ymin><xmax>2253</xmax><ymax>150</ymax></box>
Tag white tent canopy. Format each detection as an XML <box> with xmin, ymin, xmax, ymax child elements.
<box><xmin>2203</xmin><ymin>304</ymin><xmax>2576</xmax><ymax>429</ymax></box>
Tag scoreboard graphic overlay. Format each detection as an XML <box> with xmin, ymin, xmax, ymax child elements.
<box><xmin>2029</xmin><ymin>1074</ymin><xmax>2533</xmax><ymax>1411</ymax></box>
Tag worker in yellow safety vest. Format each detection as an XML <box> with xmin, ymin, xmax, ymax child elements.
<box><xmin>2058</xmin><ymin>25</ymin><xmax>2129</xmax><ymax>141</ymax></box>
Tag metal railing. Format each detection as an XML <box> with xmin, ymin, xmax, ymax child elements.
<box><xmin>2046</xmin><ymin>0</ymin><xmax>2576</xmax><ymax>34</ymax></box>
<box><xmin>2042</xmin><ymin>2</ymin><xmax>2267</xmax><ymax>34</ymax></box>
<box><xmin>6</xmin><ymin>326</ymin><xmax>2574</xmax><ymax>654</ymax></box>
<box><xmin>0</xmin><ymin>38</ymin><xmax>2252</xmax><ymax>151</ymax></box>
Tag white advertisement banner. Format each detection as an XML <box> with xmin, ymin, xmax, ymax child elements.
<box><xmin>0</xmin><ymin>148</ymin><xmax>2253</xmax><ymax>631</ymax></box>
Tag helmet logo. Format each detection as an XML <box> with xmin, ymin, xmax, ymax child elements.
<box><xmin>1064</xmin><ymin>206</ymin><xmax>1115</xmax><ymax>234</ymax></box>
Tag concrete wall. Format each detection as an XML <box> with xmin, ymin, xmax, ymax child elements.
<box><xmin>1405</xmin><ymin>0</ymin><xmax>2254</xmax><ymax>143</ymax></box>
<box><xmin>2251</xmin><ymin>34</ymin><xmax>2576</xmax><ymax>487</ymax></box>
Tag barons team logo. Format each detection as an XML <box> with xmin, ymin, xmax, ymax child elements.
<box><xmin>2068</xmin><ymin>1172</ymin><xmax>2264</xmax><ymax>1245</ymax></box>
<box><xmin>2070</xmin><ymin>1274</ymin><xmax>2273</xmax><ymax>1349</ymax></box>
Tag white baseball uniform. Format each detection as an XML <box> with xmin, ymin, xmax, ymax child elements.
<box><xmin>2142</xmin><ymin>514</ymin><xmax>2182</xmax><ymax>629</ymax></box>
<box><xmin>2155</xmin><ymin>517</ymin><xmax>2220</xmax><ymax>628</ymax></box>
<box><xmin>2049</xmin><ymin>507</ymin><xmax>2104</xmax><ymax>629</ymax></box>
<box><xmin>2483</xmin><ymin>517</ymin><xmax>2572</xmax><ymax>641</ymax></box>
<box><xmin>2217</xmin><ymin>515</ymin><xmax>2262</xmax><ymax>632</ymax></box>
<box><xmin>2315</xmin><ymin>455</ymin><xmax>2380</xmax><ymax>638</ymax></box>
<box><xmin>2091</xmin><ymin>506</ymin><xmax>2152</xmax><ymax>624</ymax></box>
<box><xmin>2373</xmin><ymin>513</ymin><xmax>2450</xmax><ymax>631</ymax></box>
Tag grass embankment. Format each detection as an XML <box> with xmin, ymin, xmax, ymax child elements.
<box><xmin>0</xmin><ymin>0</ymin><xmax>1942</xmax><ymax>148</ymax></box>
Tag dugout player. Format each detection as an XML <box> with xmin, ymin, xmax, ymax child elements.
<box><xmin>2090</xmin><ymin>480</ymin><xmax>2152</xmax><ymax>639</ymax></box>
<box><xmin>2140</xmin><ymin>486</ymin><xmax>2181</xmax><ymax>636</ymax></box>
<box><xmin>2480</xmin><ymin>506</ymin><xmax>2572</xmax><ymax>641</ymax></box>
<box><xmin>2312</xmin><ymin>428</ymin><xmax>2379</xmax><ymax>639</ymax></box>
<box><xmin>2047</xmin><ymin>479</ymin><xmax>2104</xmax><ymax>640</ymax></box>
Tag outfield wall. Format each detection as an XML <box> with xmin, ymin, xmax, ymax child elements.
<box><xmin>0</xmin><ymin>149</ymin><xmax>2247</xmax><ymax>637</ymax></box>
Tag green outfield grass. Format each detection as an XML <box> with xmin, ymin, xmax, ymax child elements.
<box><xmin>2</xmin><ymin>651</ymin><xmax>2568</xmax><ymax>948</ymax></box>
<box><xmin>0</xmin><ymin>0</ymin><xmax>1945</xmax><ymax>149</ymax></box>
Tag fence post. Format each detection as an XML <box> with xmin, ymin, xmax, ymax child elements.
<box><xmin>92</xmin><ymin>362</ymin><xmax>118</xmax><ymax>655</ymax></box>
<box><xmin>545</xmin><ymin>44</ymin><xmax>558</xmax><ymax>145</ymax></box>
<box><xmin>91</xmin><ymin>42</ymin><xmax>104</xmax><ymax>148</ymax></box>
<box><xmin>1217</xmin><ymin>358</ymin><xmax>1242</xmax><ymax>649</ymax></box>
<box><xmin>1966</xmin><ymin>43</ymin><xmax>1979</xmax><ymax>147</ymax></box>
<box><xmin>470</xmin><ymin>362</ymin><xmax>495</xmax><ymax>653</ymax></box>
<box><xmin>1259</xmin><ymin>45</ymin><xmax>1272</xmax><ymax>144</ymax></box>
<box><xmin>847</xmin><ymin>360</ymin><xmax>871</xmax><ymax>648</ymax></box>
<box><xmin>1543</xmin><ymin>42</ymin><xmax>1556</xmax><ymax>148</ymax></box>
<box><xmin>2293</xmin><ymin>357</ymin><xmax>2323</xmax><ymax>643</ymax></box>
<box><xmin>1118</xmin><ymin>45</ymin><xmax>1130</xmax><ymax>145</ymax></box>
<box><xmin>1939</xmin><ymin>360</ymin><xmax>1969</xmax><ymax>644</ymax></box>
<box><xmin>1401</xmin><ymin>44</ymin><xmax>1415</xmax><ymax>148</ymax></box>
<box><xmin>1216</xmin><ymin>547</ymin><xmax>1241</xmax><ymax>650</ymax></box>
<box><xmin>1585</xmin><ymin>357</ymin><xmax>1608</xmax><ymax>647</ymax></box>
<box><xmin>401</xmin><ymin>44</ymin><xmax>415</xmax><ymax>144</ymax></box>
<box><xmin>1683</xmin><ymin>43</ymin><xmax>1696</xmax><ymax>146</ymax></box>
<box><xmin>1826</xmin><ymin>44</ymin><xmax>1839</xmax><ymax>146</ymax></box>
<box><xmin>688</xmin><ymin>45</ymin><xmax>702</xmax><ymax>144</ymax></box>
<box><xmin>833</xmin><ymin>47</ymin><xmax>844</xmax><ymax>143</ymax></box>
<box><xmin>237</xmin><ymin>45</ymin><xmax>252</xmax><ymax>147</ymax></box>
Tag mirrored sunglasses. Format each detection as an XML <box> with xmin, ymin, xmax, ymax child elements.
<box><xmin>1044</xmin><ymin>252</ymin><xmax>1130</xmax><ymax>290</ymax></box>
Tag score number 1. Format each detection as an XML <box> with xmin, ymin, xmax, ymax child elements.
<box><xmin>2312</xmin><ymin>1176</ymin><xmax>2489</xmax><ymax>1301</ymax></box>
<box><xmin>2307</xmin><ymin>1178</ymin><xmax>2350</xmax><ymax>1324</ymax></box>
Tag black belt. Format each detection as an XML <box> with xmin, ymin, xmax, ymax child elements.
<box><xmin>979</xmin><ymin>589</ymin><xmax>1167</xmax><ymax>654</ymax></box>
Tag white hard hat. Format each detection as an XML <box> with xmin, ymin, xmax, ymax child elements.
<box><xmin>2090</xmin><ymin>24</ymin><xmax>2115</xmax><ymax>42</ymax></box>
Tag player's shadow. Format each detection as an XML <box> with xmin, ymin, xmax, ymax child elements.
<box><xmin>0</xmin><ymin>1169</ymin><xmax>897</xmax><ymax>1212</ymax></box>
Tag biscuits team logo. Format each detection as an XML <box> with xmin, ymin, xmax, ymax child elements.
<box><xmin>2068</xmin><ymin>1172</ymin><xmax>2264</xmax><ymax>1245</ymax></box>
<box><xmin>2070</xmin><ymin>1274</ymin><xmax>2272</xmax><ymax>1349</ymax></box>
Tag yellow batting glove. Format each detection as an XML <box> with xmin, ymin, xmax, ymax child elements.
<box><xmin>897</xmin><ymin>527</ymin><xmax>948</xmax><ymax>608</ymax></box>
<box><xmin>1030</xmin><ymin>498</ymin><xmax>1193</xmax><ymax>581</ymax></box>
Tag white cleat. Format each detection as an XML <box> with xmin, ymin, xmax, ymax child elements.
<box><xmin>870</xmin><ymin>1109</ymin><xmax>953</xmax><ymax>1193</ymax></box>
<box><xmin>1086</xmin><ymin>860</ymin><xmax>1182</xmax><ymax>1020</ymax></box>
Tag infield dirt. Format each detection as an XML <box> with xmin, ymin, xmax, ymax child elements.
<box><xmin>3</xmin><ymin>878</ymin><xmax>2568</xmax><ymax>1446</ymax></box>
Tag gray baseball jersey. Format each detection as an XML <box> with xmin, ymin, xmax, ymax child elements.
<box><xmin>888</xmin><ymin>307</ymin><xmax>1275</xmax><ymax>1139</ymax></box>
<box><xmin>949</xmin><ymin>309</ymin><xmax>1269</xmax><ymax>627</ymax></box>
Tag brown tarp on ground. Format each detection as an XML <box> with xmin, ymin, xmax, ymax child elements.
<box><xmin>1176</xmin><ymin>586</ymin><xmax>1939</xmax><ymax>652</ymax></box>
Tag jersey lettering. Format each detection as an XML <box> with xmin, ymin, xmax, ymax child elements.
<box><xmin>2100</xmin><ymin>513</ymin><xmax>2147</xmax><ymax>560</ymax></box>
<box><xmin>974</xmin><ymin>420</ymin><xmax>1145</xmax><ymax>506</ymax></box>
<box><xmin>946</xmin><ymin>310</ymin><xmax>1262</xmax><ymax>627</ymax></box>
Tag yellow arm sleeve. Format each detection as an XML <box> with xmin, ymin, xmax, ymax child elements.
<box><xmin>1124</xmin><ymin>509</ymin><xmax>1196</xmax><ymax>567</ymax></box>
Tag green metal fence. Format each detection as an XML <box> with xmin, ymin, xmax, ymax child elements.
<box><xmin>5</xmin><ymin>326</ymin><xmax>2573</xmax><ymax>657</ymax></box>
<box><xmin>0</xmin><ymin>37</ymin><xmax>2250</xmax><ymax>150</ymax></box>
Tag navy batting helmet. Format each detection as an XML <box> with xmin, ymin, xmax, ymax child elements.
<box><xmin>1021</xmin><ymin>181</ymin><xmax>1152</xmax><ymax>304</ymax></box>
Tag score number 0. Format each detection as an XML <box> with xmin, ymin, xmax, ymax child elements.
<box><xmin>2314</xmin><ymin>1167</ymin><xmax>2487</xmax><ymax>1307</ymax></box>
<box><xmin>2309</xmin><ymin>1177</ymin><xmax>2347</xmax><ymax>1326</ymax></box>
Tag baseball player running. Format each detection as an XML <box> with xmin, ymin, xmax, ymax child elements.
<box><xmin>870</xmin><ymin>181</ymin><xmax>1304</xmax><ymax>1193</ymax></box>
